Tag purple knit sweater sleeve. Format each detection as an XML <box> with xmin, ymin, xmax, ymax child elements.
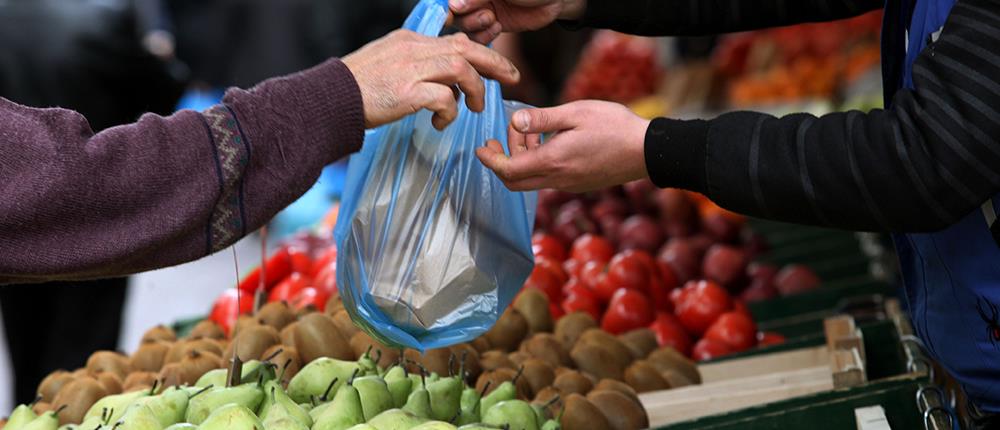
<box><xmin>0</xmin><ymin>58</ymin><xmax>364</xmax><ymax>284</ymax></box>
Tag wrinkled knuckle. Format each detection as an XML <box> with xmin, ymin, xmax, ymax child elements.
<box><xmin>449</xmin><ymin>57</ymin><xmax>470</xmax><ymax>76</ymax></box>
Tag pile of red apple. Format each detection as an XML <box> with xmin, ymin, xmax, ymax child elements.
<box><xmin>561</xmin><ymin>30</ymin><xmax>662</xmax><ymax>105</ymax></box>
<box><xmin>525</xmin><ymin>181</ymin><xmax>822</xmax><ymax>360</ymax></box>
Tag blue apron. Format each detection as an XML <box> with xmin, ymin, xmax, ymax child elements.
<box><xmin>885</xmin><ymin>0</ymin><xmax>1000</xmax><ymax>412</ymax></box>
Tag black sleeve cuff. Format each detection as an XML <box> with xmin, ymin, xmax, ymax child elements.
<box><xmin>558</xmin><ymin>0</ymin><xmax>645</xmax><ymax>32</ymax></box>
<box><xmin>644</xmin><ymin>117</ymin><xmax>709</xmax><ymax>192</ymax></box>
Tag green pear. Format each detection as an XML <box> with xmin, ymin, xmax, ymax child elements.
<box><xmin>197</xmin><ymin>404</ymin><xmax>262</xmax><ymax>430</ymax></box>
<box><xmin>20</xmin><ymin>411</ymin><xmax>60</xmax><ymax>430</ymax></box>
<box><xmin>400</xmin><ymin>388</ymin><xmax>432</xmax><ymax>419</ymax></box>
<box><xmin>356</xmin><ymin>347</ymin><xmax>378</xmax><ymax>376</ymax></box>
<box><xmin>456</xmin><ymin>426</ymin><xmax>503</xmax><ymax>430</ymax></box>
<box><xmin>141</xmin><ymin>387</ymin><xmax>189</xmax><ymax>427</ymax></box>
<box><xmin>6</xmin><ymin>404</ymin><xmax>38</xmax><ymax>430</ymax></box>
<box><xmin>383</xmin><ymin>367</ymin><xmax>411</xmax><ymax>408</ymax></box>
<box><xmin>344</xmin><ymin>426</ymin><xmax>377</xmax><ymax>430</ymax></box>
<box><xmin>481</xmin><ymin>400</ymin><xmax>539</xmax><ymax>430</ymax></box>
<box><xmin>194</xmin><ymin>370</ymin><xmax>226</xmax><ymax>388</ymax></box>
<box><xmin>241</xmin><ymin>360</ymin><xmax>277</xmax><ymax>385</ymax></box>
<box><xmin>454</xmin><ymin>388</ymin><xmax>480</xmax><ymax>426</ymax></box>
<box><xmin>305</xmin><ymin>376</ymin><xmax>342</xmax><ymax>421</ymax></box>
<box><xmin>365</xmin><ymin>409</ymin><xmax>425</xmax><ymax>430</ymax></box>
<box><xmin>163</xmin><ymin>424</ymin><xmax>197</xmax><ymax>430</ymax></box>
<box><xmin>407</xmin><ymin>375</ymin><xmax>424</xmax><ymax>397</ymax></box>
<box><xmin>84</xmin><ymin>390</ymin><xmax>149</xmax><ymax>424</ymax></box>
<box><xmin>353</xmin><ymin>376</ymin><xmax>393</xmax><ymax>421</ymax></box>
<box><xmin>540</xmin><ymin>420</ymin><xmax>560</xmax><ymax>430</ymax></box>
<box><xmin>287</xmin><ymin>358</ymin><xmax>360</xmax><ymax>404</ymax></box>
<box><xmin>56</xmin><ymin>424</ymin><xmax>77</xmax><ymax>430</ymax></box>
<box><xmin>479</xmin><ymin>381</ymin><xmax>515</xmax><ymax>418</ymax></box>
<box><xmin>259</xmin><ymin>383</ymin><xmax>312</xmax><ymax>428</ymax></box>
<box><xmin>76</xmin><ymin>416</ymin><xmax>103</xmax><ymax>430</ymax></box>
<box><xmin>408</xmin><ymin>423</ymin><xmax>456</xmax><ymax>430</ymax></box>
<box><xmin>312</xmin><ymin>385</ymin><xmax>364</xmax><ymax>430</ymax></box>
<box><xmin>185</xmin><ymin>384</ymin><xmax>263</xmax><ymax>425</ymax></box>
<box><xmin>114</xmin><ymin>404</ymin><xmax>162</xmax><ymax>430</ymax></box>
<box><xmin>426</xmin><ymin>377</ymin><xmax>461</xmax><ymax>422</ymax></box>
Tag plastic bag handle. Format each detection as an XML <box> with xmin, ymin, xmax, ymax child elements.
<box><xmin>402</xmin><ymin>0</ymin><xmax>449</xmax><ymax>37</ymax></box>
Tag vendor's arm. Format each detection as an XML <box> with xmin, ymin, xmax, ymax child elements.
<box><xmin>0</xmin><ymin>31</ymin><xmax>519</xmax><ymax>284</ymax></box>
<box><xmin>480</xmin><ymin>0</ymin><xmax>1000</xmax><ymax>233</ymax></box>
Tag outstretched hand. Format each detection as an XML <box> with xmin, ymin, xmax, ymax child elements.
<box><xmin>477</xmin><ymin>100</ymin><xmax>651</xmax><ymax>192</ymax></box>
<box><xmin>449</xmin><ymin>0</ymin><xmax>586</xmax><ymax>44</ymax></box>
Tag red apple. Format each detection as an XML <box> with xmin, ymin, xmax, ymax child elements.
<box><xmin>702</xmin><ymin>244</ymin><xmax>749</xmax><ymax>287</ymax></box>
<box><xmin>657</xmin><ymin>238</ymin><xmax>701</xmax><ymax>283</ymax></box>
<box><xmin>618</xmin><ymin>215</ymin><xmax>665</xmax><ymax>254</ymax></box>
<box><xmin>623</xmin><ymin>179</ymin><xmax>656</xmax><ymax>213</ymax></box>
<box><xmin>775</xmin><ymin>265</ymin><xmax>821</xmax><ymax>296</ymax></box>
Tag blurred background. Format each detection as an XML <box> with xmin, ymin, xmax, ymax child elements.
<box><xmin>0</xmin><ymin>0</ymin><xmax>887</xmax><ymax>413</ymax></box>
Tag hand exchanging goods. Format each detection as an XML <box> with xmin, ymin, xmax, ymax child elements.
<box><xmin>448</xmin><ymin>0</ymin><xmax>586</xmax><ymax>44</ymax></box>
<box><xmin>476</xmin><ymin>100</ymin><xmax>651</xmax><ymax>192</ymax></box>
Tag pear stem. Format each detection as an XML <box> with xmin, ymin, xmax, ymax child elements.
<box><xmin>373</xmin><ymin>349</ymin><xmax>383</xmax><ymax>366</ymax></box>
<box><xmin>270</xmin><ymin>386</ymin><xmax>276</xmax><ymax>402</ymax></box>
<box><xmin>149</xmin><ymin>379</ymin><xmax>160</xmax><ymax>396</ymax></box>
<box><xmin>348</xmin><ymin>369</ymin><xmax>361</xmax><ymax>385</ymax></box>
<box><xmin>512</xmin><ymin>365</ymin><xmax>525</xmax><ymax>386</ymax></box>
<box><xmin>448</xmin><ymin>353</ymin><xmax>456</xmax><ymax>377</ymax></box>
<box><xmin>101</xmin><ymin>407</ymin><xmax>108</xmax><ymax>424</ymax></box>
<box><xmin>364</xmin><ymin>345</ymin><xmax>373</xmax><ymax>359</ymax></box>
<box><xmin>321</xmin><ymin>377</ymin><xmax>339</xmax><ymax>401</ymax></box>
<box><xmin>542</xmin><ymin>395</ymin><xmax>562</xmax><ymax>409</ymax></box>
<box><xmin>53</xmin><ymin>405</ymin><xmax>68</xmax><ymax>416</ymax></box>
<box><xmin>189</xmin><ymin>384</ymin><xmax>214</xmax><ymax>399</ymax></box>
<box><xmin>478</xmin><ymin>381</ymin><xmax>492</xmax><ymax>399</ymax></box>
<box><xmin>277</xmin><ymin>359</ymin><xmax>292</xmax><ymax>383</ymax></box>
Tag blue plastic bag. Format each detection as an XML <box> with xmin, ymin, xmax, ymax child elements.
<box><xmin>334</xmin><ymin>0</ymin><xmax>537</xmax><ymax>351</ymax></box>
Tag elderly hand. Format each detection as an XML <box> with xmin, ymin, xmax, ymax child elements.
<box><xmin>449</xmin><ymin>0</ymin><xmax>587</xmax><ymax>44</ymax></box>
<box><xmin>343</xmin><ymin>30</ymin><xmax>520</xmax><ymax>130</ymax></box>
<box><xmin>477</xmin><ymin>100</ymin><xmax>651</xmax><ymax>192</ymax></box>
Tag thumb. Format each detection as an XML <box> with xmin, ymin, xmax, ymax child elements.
<box><xmin>511</xmin><ymin>104</ymin><xmax>579</xmax><ymax>134</ymax></box>
<box><xmin>449</xmin><ymin>0</ymin><xmax>491</xmax><ymax>13</ymax></box>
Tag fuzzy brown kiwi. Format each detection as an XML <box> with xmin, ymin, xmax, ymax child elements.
<box><xmin>577</xmin><ymin>330</ymin><xmax>632</xmax><ymax>369</ymax></box>
<box><xmin>479</xmin><ymin>350</ymin><xmax>516</xmax><ymax>372</ymax></box>
<box><xmin>618</xmin><ymin>328</ymin><xmax>659</xmax><ymax>360</ymax></box>
<box><xmin>262</xmin><ymin>345</ymin><xmax>302</xmax><ymax>383</ymax></box>
<box><xmin>122</xmin><ymin>372</ymin><xmax>158</xmax><ymax>392</ymax></box>
<box><xmin>37</xmin><ymin>370</ymin><xmax>73</xmax><ymax>403</ymax></box>
<box><xmin>280</xmin><ymin>322</ymin><xmax>298</xmax><ymax>347</ymax></box>
<box><xmin>95</xmin><ymin>372</ymin><xmax>123</xmax><ymax>395</ymax></box>
<box><xmin>324</xmin><ymin>293</ymin><xmax>344</xmax><ymax>317</ymax></box>
<box><xmin>483</xmin><ymin>309</ymin><xmax>529</xmax><ymax>352</ymax></box>
<box><xmin>293</xmin><ymin>313</ymin><xmax>353</xmax><ymax>362</ymax></box>
<box><xmin>157</xmin><ymin>363</ymin><xmax>188</xmax><ymax>388</ymax></box>
<box><xmin>31</xmin><ymin>403</ymin><xmax>51</xmax><ymax>415</ymax></box>
<box><xmin>623</xmin><ymin>360</ymin><xmax>670</xmax><ymax>393</ymax></box>
<box><xmin>449</xmin><ymin>343</ymin><xmax>482</xmax><ymax>383</ymax></box>
<box><xmin>519</xmin><ymin>333</ymin><xmax>571</xmax><ymax>368</ymax></box>
<box><xmin>224</xmin><ymin>325</ymin><xmax>280</xmax><ymax>362</ymax></box>
<box><xmin>256</xmin><ymin>301</ymin><xmax>296</xmax><ymax>331</ymax></box>
<box><xmin>85</xmin><ymin>351</ymin><xmax>132</xmax><ymax>381</ymax></box>
<box><xmin>70</xmin><ymin>368</ymin><xmax>88</xmax><ymax>379</ymax></box>
<box><xmin>507</xmin><ymin>351</ymin><xmax>531</xmax><ymax>367</ymax></box>
<box><xmin>130</xmin><ymin>341</ymin><xmax>170</xmax><ymax>372</ymax></box>
<box><xmin>187</xmin><ymin>338</ymin><xmax>224</xmax><ymax>357</ymax></box>
<box><xmin>585</xmin><ymin>390</ymin><xmax>648</xmax><ymax>430</ymax></box>
<box><xmin>554</xmin><ymin>312</ymin><xmax>597</xmax><ymax>347</ymax></box>
<box><xmin>569</xmin><ymin>342</ymin><xmax>625</xmax><ymax>381</ymax></box>
<box><xmin>471</xmin><ymin>337</ymin><xmax>492</xmax><ymax>353</ymax></box>
<box><xmin>348</xmin><ymin>331</ymin><xmax>400</xmax><ymax>369</ymax></box>
<box><xmin>552</xmin><ymin>369</ymin><xmax>593</xmax><ymax>395</ymax></box>
<box><xmin>561</xmin><ymin>393</ymin><xmax>613</xmax><ymax>430</ymax></box>
<box><xmin>295</xmin><ymin>304</ymin><xmax>319</xmax><ymax>319</ymax></box>
<box><xmin>189</xmin><ymin>319</ymin><xmax>226</xmax><ymax>340</ymax></box>
<box><xmin>141</xmin><ymin>325</ymin><xmax>177</xmax><ymax>344</ymax></box>
<box><xmin>52</xmin><ymin>376</ymin><xmax>107</xmax><ymax>425</ymax></box>
<box><xmin>419</xmin><ymin>348</ymin><xmax>454</xmax><ymax>377</ymax></box>
<box><xmin>331</xmin><ymin>310</ymin><xmax>360</xmax><ymax>340</ymax></box>
<box><xmin>520</xmin><ymin>359</ymin><xmax>555</xmax><ymax>398</ymax></box>
<box><xmin>646</xmin><ymin>347</ymin><xmax>701</xmax><ymax>384</ymax></box>
<box><xmin>402</xmin><ymin>349</ymin><xmax>424</xmax><ymax>375</ymax></box>
<box><xmin>474</xmin><ymin>368</ymin><xmax>530</xmax><ymax>399</ymax></box>
<box><xmin>232</xmin><ymin>315</ymin><xmax>261</xmax><ymax>338</ymax></box>
<box><xmin>661</xmin><ymin>369</ymin><xmax>694</xmax><ymax>388</ymax></box>
<box><xmin>592</xmin><ymin>379</ymin><xmax>642</xmax><ymax>407</ymax></box>
<box><xmin>180</xmin><ymin>350</ymin><xmax>223</xmax><ymax>382</ymax></box>
<box><xmin>512</xmin><ymin>288</ymin><xmax>553</xmax><ymax>333</ymax></box>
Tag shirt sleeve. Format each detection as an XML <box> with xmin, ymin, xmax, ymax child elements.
<box><xmin>0</xmin><ymin>58</ymin><xmax>364</xmax><ymax>284</ymax></box>
<box><xmin>645</xmin><ymin>0</ymin><xmax>1000</xmax><ymax>233</ymax></box>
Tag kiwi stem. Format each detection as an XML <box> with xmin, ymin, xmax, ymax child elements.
<box><xmin>189</xmin><ymin>384</ymin><xmax>214</xmax><ymax>399</ymax></box>
<box><xmin>321</xmin><ymin>377</ymin><xmax>339</xmax><ymax>401</ymax></box>
<box><xmin>512</xmin><ymin>365</ymin><xmax>525</xmax><ymax>386</ymax></box>
<box><xmin>262</xmin><ymin>348</ymin><xmax>284</xmax><ymax>363</ymax></box>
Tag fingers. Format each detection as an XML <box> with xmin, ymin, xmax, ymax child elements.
<box><xmin>449</xmin><ymin>0</ymin><xmax>492</xmax><ymax>14</ymax></box>
<box><xmin>427</xmin><ymin>54</ymin><xmax>487</xmax><ymax>112</ymax></box>
<box><xmin>477</xmin><ymin>138</ymin><xmax>551</xmax><ymax>182</ymax></box>
<box><xmin>453</xmin><ymin>8</ymin><xmax>495</xmax><ymax>32</ymax></box>
<box><xmin>511</xmin><ymin>104</ymin><xmax>579</xmax><ymax>134</ymax></box>
<box><xmin>414</xmin><ymin>82</ymin><xmax>460</xmax><ymax>130</ymax></box>
<box><xmin>468</xmin><ymin>22</ymin><xmax>503</xmax><ymax>45</ymax></box>
<box><xmin>443</xmin><ymin>33</ymin><xmax>519</xmax><ymax>85</ymax></box>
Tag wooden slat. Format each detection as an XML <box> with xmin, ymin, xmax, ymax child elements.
<box><xmin>831</xmin><ymin>348</ymin><xmax>867</xmax><ymax>388</ymax></box>
<box><xmin>824</xmin><ymin>315</ymin><xmax>857</xmax><ymax>350</ymax></box>
<box><xmin>697</xmin><ymin>345</ymin><xmax>830</xmax><ymax>383</ymax></box>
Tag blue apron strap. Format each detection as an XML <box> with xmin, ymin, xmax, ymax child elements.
<box><xmin>981</xmin><ymin>199</ymin><xmax>1000</xmax><ymax>246</ymax></box>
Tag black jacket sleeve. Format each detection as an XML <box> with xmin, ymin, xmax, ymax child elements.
<box><xmin>646</xmin><ymin>0</ymin><xmax>1000</xmax><ymax>233</ymax></box>
<box><xmin>572</xmin><ymin>0</ymin><xmax>884</xmax><ymax>36</ymax></box>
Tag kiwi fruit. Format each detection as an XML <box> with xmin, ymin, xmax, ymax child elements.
<box><xmin>86</xmin><ymin>351</ymin><xmax>132</xmax><ymax>381</ymax></box>
<box><xmin>624</xmin><ymin>360</ymin><xmax>671</xmax><ymax>393</ymax></box>
<box><xmin>647</xmin><ymin>346</ymin><xmax>701</xmax><ymax>384</ymax></box>
<box><xmin>296</xmin><ymin>304</ymin><xmax>319</xmax><ymax>318</ymax></box>
<box><xmin>189</xmin><ymin>320</ymin><xmax>226</xmax><ymax>340</ymax></box>
<box><xmin>475</xmin><ymin>368</ymin><xmax>530</xmax><ymax>399</ymax></box>
<box><xmin>449</xmin><ymin>343</ymin><xmax>482</xmax><ymax>383</ymax></box>
<box><xmin>188</xmin><ymin>338</ymin><xmax>225</xmax><ymax>357</ymax></box>
<box><xmin>484</xmin><ymin>308</ymin><xmax>529</xmax><ymax>352</ymax></box>
<box><xmin>561</xmin><ymin>393</ymin><xmax>613</xmax><ymax>430</ymax></box>
<box><xmin>141</xmin><ymin>325</ymin><xmax>177</xmax><ymax>344</ymax></box>
<box><xmin>37</xmin><ymin>370</ymin><xmax>73</xmax><ymax>403</ymax></box>
<box><xmin>52</xmin><ymin>376</ymin><xmax>107</xmax><ymax>425</ymax></box>
<box><xmin>280</xmin><ymin>322</ymin><xmax>298</xmax><ymax>347</ymax></box>
<box><xmin>70</xmin><ymin>368</ymin><xmax>88</xmax><ymax>379</ymax></box>
<box><xmin>349</xmin><ymin>331</ymin><xmax>400</xmax><ymax>369</ymax></box>
<box><xmin>31</xmin><ymin>402</ymin><xmax>51</xmax><ymax>415</ymax></box>
<box><xmin>552</xmin><ymin>369</ymin><xmax>593</xmax><ymax>395</ymax></box>
<box><xmin>577</xmin><ymin>329</ymin><xmax>633</xmax><ymax>369</ymax></box>
<box><xmin>520</xmin><ymin>333</ymin><xmax>571</xmax><ymax>368</ymax></box>
<box><xmin>294</xmin><ymin>313</ymin><xmax>353</xmax><ymax>362</ymax></box>
<box><xmin>521</xmin><ymin>359</ymin><xmax>555</xmax><ymax>398</ymax></box>
<box><xmin>232</xmin><ymin>314</ymin><xmax>261</xmax><ymax>337</ymax></box>
<box><xmin>158</xmin><ymin>363</ymin><xmax>192</xmax><ymax>388</ymax></box>
<box><xmin>421</xmin><ymin>348</ymin><xmax>456</xmax><ymax>377</ymax></box>
<box><xmin>586</xmin><ymin>389</ymin><xmax>649</xmax><ymax>430</ymax></box>
<box><xmin>180</xmin><ymin>350</ymin><xmax>222</xmax><ymax>381</ymax></box>
<box><xmin>130</xmin><ymin>341</ymin><xmax>170</xmax><ymax>372</ymax></box>
<box><xmin>123</xmin><ymin>372</ymin><xmax>158</xmax><ymax>392</ymax></box>
<box><xmin>619</xmin><ymin>328</ymin><xmax>659</xmax><ymax>360</ymax></box>
<box><xmin>331</xmin><ymin>310</ymin><xmax>360</xmax><ymax>340</ymax></box>
<box><xmin>471</xmin><ymin>337</ymin><xmax>492</xmax><ymax>353</ymax></box>
<box><xmin>479</xmin><ymin>350</ymin><xmax>516</xmax><ymax>372</ymax></box>
<box><xmin>402</xmin><ymin>349</ymin><xmax>424</xmax><ymax>375</ymax></box>
<box><xmin>593</xmin><ymin>379</ymin><xmax>642</xmax><ymax>407</ymax></box>
<box><xmin>512</xmin><ymin>288</ymin><xmax>553</xmax><ymax>333</ymax></box>
<box><xmin>508</xmin><ymin>351</ymin><xmax>531</xmax><ymax>367</ymax></box>
<box><xmin>256</xmin><ymin>301</ymin><xmax>296</xmax><ymax>330</ymax></box>
<box><xmin>570</xmin><ymin>342</ymin><xmax>625</xmax><ymax>381</ymax></box>
<box><xmin>555</xmin><ymin>312</ymin><xmax>597</xmax><ymax>347</ymax></box>
<box><xmin>224</xmin><ymin>325</ymin><xmax>280</xmax><ymax>362</ymax></box>
<box><xmin>324</xmin><ymin>293</ymin><xmax>344</xmax><ymax>316</ymax></box>
<box><xmin>532</xmin><ymin>386</ymin><xmax>563</xmax><ymax>421</ymax></box>
<box><xmin>95</xmin><ymin>372</ymin><xmax>123</xmax><ymax>395</ymax></box>
<box><xmin>662</xmin><ymin>369</ymin><xmax>695</xmax><ymax>388</ymax></box>
<box><xmin>262</xmin><ymin>345</ymin><xmax>302</xmax><ymax>383</ymax></box>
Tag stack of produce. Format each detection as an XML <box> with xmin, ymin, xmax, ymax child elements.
<box><xmin>560</xmin><ymin>31</ymin><xmax>663</xmax><ymax>105</ymax></box>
